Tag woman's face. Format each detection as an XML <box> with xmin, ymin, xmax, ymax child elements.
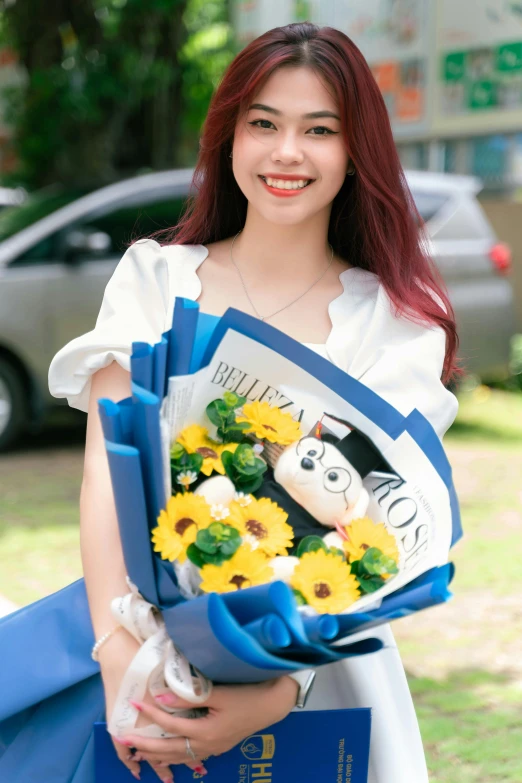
<box><xmin>232</xmin><ymin>66</ymin><xmax>350</xmax><ymax>226</ymax></box>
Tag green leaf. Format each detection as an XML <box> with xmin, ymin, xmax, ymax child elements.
<box><xmin>235</xmin><ymin>475</ymin><xmax>264</xmax><ymax>494</ymax></box>
<box><xmin>220</xmin><ymin>537</ymin><xmax>241</xmax><ymax>557</ymax></box>
<box><xmin>200</xmin><ymin>550</ymin><xmax>231</xmax><ymax>566</ymax></box>
<box><xmin>360</xmin><ymin>547</ymin><xmax>399</xmax><ymax>577</ymax></box>
<box><xmin>223</xmin><ymin>391</ymin><xmax>246</xmax><ymax>409</ymax></box>
<box><xmin>208</xmin><ymin>522</ymin><xmax>226</xmax><ymax>538</ymax></box>
<box><xmin>350</xmin><ymin>560</ymin><xmax>361</xmax><ymax>576</ymax></box>
<box><xmin>196</xmin><ymin>529</ymin><xmax>219</xmax><ymax>554</ymax></box>
<box><xmin>221</xmin><ymin>450</ymin><xmax>234</xmax><ymax>478</ymax></box>
<box><xmin>297</xmin><ymin>536</ymin><xmax>327</xmax><ymax>557</ymax></box>
<box><xmin>328</xmin><ymin>547</ymin><xmax>345</xmax><ymax>559</ymax></box>
<box><xmin>170</xmin><ymin>442</ymin><xmax>185</xmax><ymax>460</ymax></box>
<box><xmin>206</xmin><ymin>400</ymin><xmax>228</xmax><ymax>427</ymax></box>
<box><xmin>186</xmin><ymin>543</ymin><xmax>205</xmax><ymax>569</ymax></box>
<box><xmin>356</xmin><ymin>574</ymin><xmax>386</xmax><ymax>594</ymax></box>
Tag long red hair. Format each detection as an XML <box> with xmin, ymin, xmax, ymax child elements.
<box><xmin>162</xmin><ymin>22</ymin><xmax>459</xmax><ymax>384</ymax></box>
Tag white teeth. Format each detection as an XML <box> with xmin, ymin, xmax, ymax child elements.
<box><xmin>264</xmin><ymin>177</ymin><xmax>310</xmax><ymax>190</ymax></box>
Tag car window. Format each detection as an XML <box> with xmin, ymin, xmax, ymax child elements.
<box><xmin>409</xmin><ymin>189</ymin><xmax>449</xmax><ymax>224</ymax></box>
<box><xmin>0</xmin><ymin>188</ymin><xmax>87</xmax><ymax>243</ymax></box>
<box><xmin>8</xmin><ymin>192</ymin><xmax>189</xmax><ymax>266</ymax></box>
<box><xmin>75</xmin><ymin>196</ymin><xmax>188</xmax><ymax>258</ymax></box>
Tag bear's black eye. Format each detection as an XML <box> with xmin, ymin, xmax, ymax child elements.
<box><xmin>328</xmin><ymin>471</ymin><xmax>338</xmax><ymax>481</ymax></box>
<box><xmin>307</xmin><ymin>449</ymin><xmax>317</xmax><ymax>457</ymax></box>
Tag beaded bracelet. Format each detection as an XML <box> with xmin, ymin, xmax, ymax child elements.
<box><xmin>91</xmin><ymin>624</ymin><xmax>124</xmax><ymax>662</ymax></box>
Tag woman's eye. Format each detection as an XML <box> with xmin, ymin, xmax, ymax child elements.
<box><xmin>308</xmin><ymin>126</ymin><xmax>337</xmax><ymax>136</ymax></box>
<box><xmin>249</xmin><ymin>119</ymin><xmax>275</xmax><ymax>130</ymax></box>
<box><xmin>248</xmin><ymin>120</ymin><xmax>337</xmax><ymax>136</ymax></box>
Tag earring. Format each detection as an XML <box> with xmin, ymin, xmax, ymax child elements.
<box><xmin>346</xmin><ymin>164</ymin><xmax>355</xmax><ymax>176</ymax></box>
<box><xmin>229</xmin><ymin>152</ymin><xmax>233</xmax><ymax>159</ymax></box>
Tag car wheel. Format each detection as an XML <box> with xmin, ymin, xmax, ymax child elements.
<box><xmin>0</xmin><ymin>358</ymin><xmax>28</xmax><ymax>452</ymax></box>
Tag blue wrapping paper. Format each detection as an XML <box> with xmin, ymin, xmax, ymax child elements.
<box><xmin>94</xmin><ymin>297</ymin><xmax>460</xmax><ymax>682</ymax></box>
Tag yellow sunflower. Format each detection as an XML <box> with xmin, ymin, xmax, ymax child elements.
<box><xmin>199</xmin><ymin>545</ymin><xmax>274</xmax><ymax>593</ymax></box>
<box><xmin>152</xmin><ymin>493</ymin><xmax>212</xmax><ymax>564</ymax></box>
<box><xmin>236</xmin><ymin>401</ymin><xmax>302</xmax><ymax>445</ymax></box>
<box><xmin>176</xmin><ymin>424</ymin><xmax>239</xmax><ymax>476</ymax></box>
<box><xmin>343</xmin><ymin>517</ymin><xmax>399</xmax><ymax>577</ymax></box>
<box><xmin>227</xmin><ymin>496</ymin><xmax>294</xmax><ymax>558</ymax></box>
<box><xmin>290</xmin><ymin>549</ymin><xmax>360</xmax><ymax>614</ymax></box>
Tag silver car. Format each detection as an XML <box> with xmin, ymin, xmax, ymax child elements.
<box><xmin>0</xmin><ymin>168</ymin><xmax>516</xmax><ymax>450</ymax></box>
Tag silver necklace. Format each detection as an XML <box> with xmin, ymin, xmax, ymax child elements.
<box><xmin>230</xmin><ymin>230</ymin><xmax>334</xmax><ymax>322</ymax></box>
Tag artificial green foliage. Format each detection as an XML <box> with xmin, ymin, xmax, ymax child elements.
<box><xmin>221</xmin><ymin>443</ymin><xmax>267</xmax><ymax>494</ymax></box>
<box><xmin>170</xmin><ymin>443</ymin><xmax>203</xmax><ymax>488</ymax></box>
<box><xmin>350</xmin><ymin>546</ymin><xmax>398</xmax><ymax>594</ymax></box>
<box><xmin>296</xmin><ymin>535</ymin><xmax>328</xmax><ymax>557</ymax></box>
<box><xmin>206</xmin><ymin>393</ymin><xmax>250</xmax><ymax>443</ymax></box>
<box><xmin>186</xmin><ymin>522</ymin><xmax>241</xmax><ymax>566</ymax></box>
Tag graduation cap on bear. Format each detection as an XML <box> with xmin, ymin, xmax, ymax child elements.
<box><xmin>256</xmin><ymin>412</ymin><xmax>398</xmax><ymax>547</ymax></box>
<box><xmin>315</xmin><ymin>412</ymin><xmax>396</xmax><ymax>479</ymax></box>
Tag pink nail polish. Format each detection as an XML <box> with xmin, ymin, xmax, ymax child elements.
<box><xmin>155</xmin><ymin>693</ymin><xmax>177</xmax><ymax>705</ymax></box>
<box><xmin>114</xmin><ymin>737</ymin><xmax>132</xmax><ymax>747</ymax></box>
<box><xmin>195</xmin><ymin>766</ymin><xmax>208</xmax><ymax>776</ymax></box>
<box><xmin>129</xmin><ymin>700</ymin><xmax>143</xmax><ymax>711</ymax></box>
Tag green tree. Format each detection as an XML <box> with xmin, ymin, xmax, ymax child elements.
<box><xmin>0</xmin><ymin>0</ymin><xmax>235</xmax><ymax>188</ymax></box>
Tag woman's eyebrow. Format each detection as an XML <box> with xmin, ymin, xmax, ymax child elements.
<box><xmin>248</xmin><ymin>102</ymin><xmax>340</xmax><ymax>120</ymax></box>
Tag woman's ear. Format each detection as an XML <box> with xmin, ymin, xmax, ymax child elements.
<box><xmin>338</xmin><ymin>487</ymin><xmax>369</xmax><ymax>526</ymax></box>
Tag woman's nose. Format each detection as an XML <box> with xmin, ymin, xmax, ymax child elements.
<box><xmin>271</xmin><ymin>133</ymin><xmax>304</xmax><ymax>165</ymax></box>
<box><xmin>301</xmin><ymin>458</ymin><xmax>315</xmax><ymax>471</ymax></box>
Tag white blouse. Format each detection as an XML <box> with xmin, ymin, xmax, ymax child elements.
<box><xmin>48</xmin><ymin>238</ymin><xmax>458</xmax><ymax>438</ymax></box>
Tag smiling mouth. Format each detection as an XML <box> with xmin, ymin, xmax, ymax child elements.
<box><xmin>259</xmin><ymin>176</ymin><xmax>314</xmax><ymax>191</ymax></box>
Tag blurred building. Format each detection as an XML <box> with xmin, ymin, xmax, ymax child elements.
<box><xmin>232</xmin><ymin>0</ymin><xmax>522</xmax><ymax>199</ymax></box>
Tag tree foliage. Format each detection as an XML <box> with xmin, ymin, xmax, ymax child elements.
<box><xmin>0</xmin><ymin>0</ymin><xmax>235</xmax><ymax>188</ymax></box>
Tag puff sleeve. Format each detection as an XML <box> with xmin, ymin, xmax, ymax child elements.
<box><xmin>48</xmin><ymin>238</ymin><xmax>169</xmax><ymax>413</ymax></box>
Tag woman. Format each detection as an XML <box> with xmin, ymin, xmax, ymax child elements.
<box><xmin>7</xmin><ymin>21</ymin><xmax>459</xmax><ymax>783</ymax></box>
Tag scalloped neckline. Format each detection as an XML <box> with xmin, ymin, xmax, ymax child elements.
<box><xmin>190</xmin><ymin>243</ymin><xmax>359</xmax><ymax>350</ymax></box>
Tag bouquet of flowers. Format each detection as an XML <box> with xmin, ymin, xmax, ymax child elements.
<box><xmin>98</xmin><ymin>298</ymin><xmax>459</xmax><ymax>738</ymax></box>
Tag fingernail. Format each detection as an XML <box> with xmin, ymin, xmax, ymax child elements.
<box><xmin>195</xmin><ymin>765</ymin><xmax>208</xmax><ymax>775</ymax></box>
<box><xmin>131</xmin><ymin>772</ymin><xmax>141</xmax><ymax>781</ymax></box>
<box><xmin>155</xmin><ymin>693</ymin><xmax>179</xmax><ymax>706</ymax></box>
<box><xmin>162</xmin><ymin>778</ymin><xmax>173</xmax><ymax>783</ymax></box>
<box><xmin>114</xmin><ymin>737</ymin><xmax>132</xmax><ymax>747</ymax></box>
<box><xmin>129</xmin><ymin>700</ymin><xmax>143</xmax><ymax>711</ymax></box>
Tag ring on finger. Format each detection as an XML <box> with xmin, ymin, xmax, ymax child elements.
<box><xmin>185</xmin><ymin>737</ymin><xmax>197</xmax><ymax>762</ymax></box>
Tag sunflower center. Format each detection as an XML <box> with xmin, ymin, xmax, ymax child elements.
<box><xmin>262</xmin><ymin>424</ymin><xmax>277</xmax><ymax>432</ymax></box>
<box><xmin>197</xmin><ymin>447</ymin><xmax>218</xmax><ymax>459</ymax></box>
<box><xmin>314</xmin><ymin>581</ymin><xmax>332</xmax><ymax>599</ymax></box>
<box><xmin>245</xmin><ymin>519</ymin><xmax>268</xmax><ymax>539</ymax></box>
<box><xmin>229</xmin><ymin>574</ymin><xmax>249</xmax><ymax>589</ymax></box>
<box><xmin>175</xmin><ymin>517</ymin><xmax>196</xmax><ymax>536</ymax></box>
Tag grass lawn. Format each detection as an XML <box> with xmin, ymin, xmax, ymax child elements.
<box><xmin>1</xmin><ymin>389</ymin><xmax>521</xmax><ymax>782</ymax></box>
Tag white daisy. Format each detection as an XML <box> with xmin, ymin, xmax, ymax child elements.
<box><xmin>233</xmin><ymin>492</ymin><xmax>253</xmax><ymax>507</ymax></box>
<box><xmin>211</xmin><ymin>503</ymin><xmax>230</xmax><ymax>521</ymax></box>
<box><xmin>176</xmin><ymin>470</ymin><xmax>198</xmax><ymax>489</ymax></box>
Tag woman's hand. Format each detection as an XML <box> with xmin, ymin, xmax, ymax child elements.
<box><xmin>117</xmin><ymin>676</ymin><xmax>300</xmax><ymax>773</ymax></box>
<box><xmin>99</xmin><ymin>630</ymin><xmax>179</xmax><ymax>782</ymax></box>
